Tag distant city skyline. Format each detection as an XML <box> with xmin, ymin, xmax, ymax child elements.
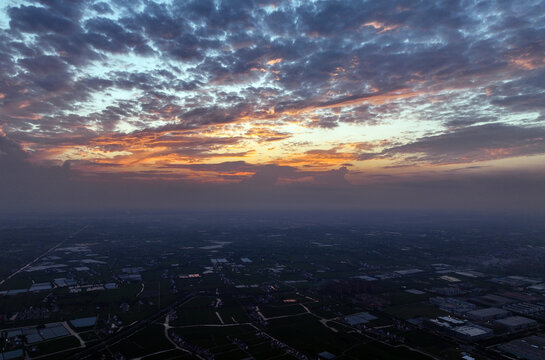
<box><xmin>1</xmin><ymin>0</ymin><xmax>544</xmax><ymax>212</ymax></box>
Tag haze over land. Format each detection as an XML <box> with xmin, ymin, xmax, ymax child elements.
<box><xmin>1</xmin><ymin>0</ymin><xmax>544</xmax><ymax>212</ymax></box>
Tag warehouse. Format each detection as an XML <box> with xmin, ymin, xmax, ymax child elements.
<box><xmin>494</xmin><ymin>316</ymin><xmax>538</xmax><ymax>333</ymax></box>
<box><xmin>466</xmin><ymin>307</ymin><xmax>509</xmax><ymax>321</ymax></box>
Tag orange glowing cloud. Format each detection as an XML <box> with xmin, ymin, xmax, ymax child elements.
<box><xmin>245</xmin><ymin>127</ymin><xmax>290</xmax><ymax>141</ymax></box>
<box><xmin>62</xmin><ymin>130</ymin><xmax>252</xmax><ymax>170</ymax></box>
<box><xmin>266</xmin><ymin>58</ymin><xmax>283</xmax><ymax>65</ymax></box>
<box><xmin>6</xmin><ymin>114</ymin><xmax>42</xmax><ymax>120</ymax></box>
<box><xmin>17</xmin><ymin>101</ymin><xmax>30</xmax><ymax>109</ymax></box>
<box><xmin>509</xmin><ymin>55</ymin><xmax>544</xmax><ymax>70</ymax></box>
<box><xmin>484</xmin><ymin>148</ymin><xmax>514</xmax><ymax>157</ymax></box>
<box><xmin>275</xmin><ymin>148</ymin><xmax>358</xmax><ymax>169</ymax></box>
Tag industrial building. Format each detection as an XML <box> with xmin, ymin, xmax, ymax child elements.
<box><xmin>469</xmin><ymin>294</ymin><xmax>514</xmax><ymax>307</ymax></box>
<box><xmin>430</xmin><ymin>297</ymin><xmax>476</xmax><ymax>315</ymax></box>
<box><xmin>451</xmin><ymin>325</ymin><xmax>493</xmax><ymax>342</ymax></box>
<box><xmin>494</xmin><ymin>316</ymin><xmax>538</xmax><ymax>333</ymax></box>
<box><xmin>503</xmin><ymin>302</ymin><xmax>545</xmax><ymax>316</ymax></box>
<box><xmin>426</xmin><ymin>317</ymin><xmax>493</xmax><ymax>342</ymax></box>
<box><xmin>498</xmin><ymin>334</ymin><xmax>545</xmax><ymax>360</ymax></box>
<box><xmin>466</xmin><ymin>307</ymin><xmax>510</xmax><ymax>321</ymax></box>
<box><xmin>344</xmin><ymin>312</ymin><xmax>378</xmax><ymax>325</ymax></box>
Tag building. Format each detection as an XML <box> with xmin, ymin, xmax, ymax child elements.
<box><xmin>466</xmin><ymin>307</ymin><xmax>510</xmax><ymax>321</ymax></box>
<box><xmin>498</xmin><ymin>334</ymin><xmax>545</xmax><ymax>360</ymax></box>
<box><xmin>29</xmin><ymin>282</ymin><xmax>52</xmax><ymax>292</ymax></box>
<box><xmin>431</xmin><ymin>287</ymin><xmax>463</xmax><ymax>296</ymax></box>
<box><xmin>494</xmin><ymin>316</ymin><xmax>538</xmax><ymax>333</ymax></box>
<box><xmin>318</xmin><ymin>351</ymin><xmax>337</xmax><ymax>359</ymax></box>
<box><xmin>503</xmin><ymin>302</ymin><xmax>545</xmax><ymax>316</ymax></box>
<box><xmin>344</xmin><ymin>312</ymin><xmax>378</xmax><ymax>326</ymax></box>
<box><xmin>395</xmin><ymin>269</ymin><xmax>423</xmax><ymax>275</ymax></box>
<box><xmin>430</xmin><ymin>297</ymin><xmax>476</xmax><ymax>315</ymax></box>
<box><xmin>469</xmin><ymin>294</ymin><xmax>514</xmax><ymax>307</ymax></box>
<box><xmin>53</xmin><ymin>278</ymin><xmax>77</xmax><ymax>287</ymax></box>
<box><xmin>438</xmin><ymin>316</ymin><xmax>465</xmax><ymax>326</ymax></box>
<box><xmin>70</xmin><ymin>317</ymin><xmax>97</xmax><ymax>328</ymax></box>
<box><xmin>451</xmin><ymin>325</ymin><xmax>493</xmax><ymax>342</ymax></box>
<box><xmin>0</xmin><ymin>349</ymin><xmax>24</xmax><ymax>360</ymax></box>
<box><xmin>119</xmin><ymin>274</ymin><xmax>142</xmax><ymax>282</ymax></box>
<box><xmin>426</xmin><ymin>317</ymin><xmax>493</xmax><ymax>342</ymax></box>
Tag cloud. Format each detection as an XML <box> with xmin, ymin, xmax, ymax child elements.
<box><xmin>0</xmin><ymin>0</ymin><xmax>545</xmax><ymax>212</ymax></box>
<box><xmin>8</xmin><ymin>5</ymin><xmax>78</xmax><ymax>34</ymax></box>
<box><xmin>363</xmin><ymin>123</ymin><xmax>545</xmax><ymax>164</ymax></box>
<box><xmin>83</xmin><ymin>17</ymin><xmax>152</xmax><ymax>55</ymax></box>
<box><xmin>18</xmin><ymin>55</ymin><xmax>68</xmax><ymax>75</ymax></box>
<box><xmin>2</xmin><ymin>0</ymin><xmax>543</xmax><ymax>138</ymax></box>
<box><xmin>162</xmin><ymin>160</ymin><xmax>350</xmax><ymax>187</ymax></box>
<box><xmin>0</xmin><ymin>132</ymin><xmax>28</xmax><ymax>164</ymax></box>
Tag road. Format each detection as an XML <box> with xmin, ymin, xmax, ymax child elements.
<box><xmin>157</xmin><ymin>311</ymin><xmax>206</xmax><ymax>360</ymax></box>
<box><xmin>64</xmin><ymin>292</ymin><xmax>196</xmax><ymax>360</ymax></box>
<box><xmin>0</xmin><ymin>225</ymin><xmax>89</xmax><ymax>286</ymax></box>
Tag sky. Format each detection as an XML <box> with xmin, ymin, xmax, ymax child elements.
<box><xmin>0</xmin><ymin>0</ymin><xmax>544</xmax><ymax>212</ymax></box>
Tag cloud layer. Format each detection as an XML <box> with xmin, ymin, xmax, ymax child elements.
<box><xmin>0</xmin><ymin>0</ymin><xmax>544</xmax><ymax>211</ymax></box>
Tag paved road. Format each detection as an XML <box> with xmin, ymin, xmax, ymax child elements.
<box><xmin>64</xmin><ymin>292</ymin><xmax>196</xmax><ymax>360</ymax></box>
<box><xmin>0</xmin><ymin>225</ymin><xmax>89</xmax><ymax>286</ymax></box>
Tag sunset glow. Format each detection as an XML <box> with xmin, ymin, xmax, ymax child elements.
<box><xmin>1</xmin><ymin>0</ymin><xmax>544</xmax><ymax>211</ymax></box>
